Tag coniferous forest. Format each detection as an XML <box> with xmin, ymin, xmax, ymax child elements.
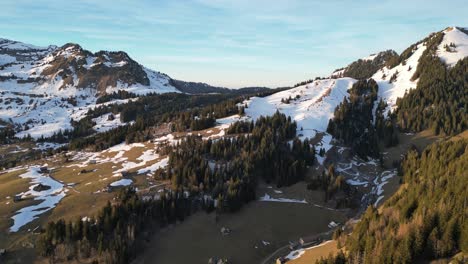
<box><xmin>317</xmin><ymin>139</ymin><xmax>468</xmax><ymax>264</ymax></box>
<box><xmin>396</xmin><ymin>33</ymin><xmax>467</xmax><ymax>136</ymax></box>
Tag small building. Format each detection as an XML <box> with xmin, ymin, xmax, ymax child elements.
<box><xmin>39</xmin><ymin>166</ymin><xmax>48</xmax><ymax>173</ymax></box>
<box><xmin>276</xmin><ymin>257</ymin><xmax>287</xmax><ymax>264</ymax></box>
<box><xmin>0</xmin><ymin>248</ymin><xmax>6</xmax><ymax>256</ymax></box>
<box><xmin>220</xmin><ymin>227</ymin><xmax>231</xmax><ymax>236</ymax></box>
<box><xmin>13</xmin><ymin>195</ymin><xmax>22</xmax><ymax>202</ymax></box>
<box><xmin>288</xmin><ymin>241</ymin><xmax>300</xmax><ymax>251</ymax></box>
<box><xmin>104</xmin><ymin>186</ymin><xmax>114</xmax><ymax>193</ymax></box>
<box><xmin>299</xmin><ymin>238</ymin><xmax>305</xmax><ymax>246</ymax></box>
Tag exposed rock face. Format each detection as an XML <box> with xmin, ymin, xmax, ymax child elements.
<box><xmin>40</xmin><ymin>43</ymin><xmax>150</xmax><ymax>93</ymax></box>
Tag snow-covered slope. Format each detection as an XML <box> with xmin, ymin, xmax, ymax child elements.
<box><xmin>371</xmin><ymin>42</ymin><xmax>426</xmax><ymax>112</ymax></box>
<box><xmin>371</xmin><ymin>26</ymin><xmax>467</xmax><ymax>114</ymax></box>
<box><xmin>245</xmin><ymin>27</ymin><xmax>467</xmax><ymax>148</ymax></box>
<box><xmin>245</xmin><ymin>78</ymin><xmax>357</xmax><ymax>139</ymax></box>
<box><xmin>437</xmin><ymin>27</ymin><xmax>468</xmax><ymax>67</ymax></box>
<box><xmin>0</xmin><ymin>38</ymin><xmax>179</xmax><ymax>138</ymax></box>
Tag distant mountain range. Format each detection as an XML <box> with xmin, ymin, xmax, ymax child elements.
<box><xmin>0</xmin><ymin>26</ymin><xmax>466</xmax><ymax>139</ymax></box>
<box><xmin>0</xmin><ymin>38</ymin><xmax>272</xmax><ymax>138</ymax></box>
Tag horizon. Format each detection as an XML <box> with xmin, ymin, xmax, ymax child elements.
<box><xmin>1</xmin><ymin>0</ymin><xmax>467</xmax><ymax>88</ymax></box>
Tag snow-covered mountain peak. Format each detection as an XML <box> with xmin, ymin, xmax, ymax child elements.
<box><xmin>437</xmin><ymin>26</ymin><xmax>468</xmax><ymax>67</ymax></box>
<box><xmin>0</xmin><ymin>38</ymin><xmax>179</xmax><ymax>139</ymax></box>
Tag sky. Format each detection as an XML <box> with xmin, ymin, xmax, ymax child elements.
<box><xmin>1</xmin><ymin>0</ymin><xmax>467</xmax><ymax>88</ymax></box>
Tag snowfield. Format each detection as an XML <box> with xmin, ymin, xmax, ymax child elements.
<box><xmin>110</xmin><ymin>179</ymin><xmax>133</xmax><ymax>187</ymax></box>
<box><xmin>245</xmin><ymin>78</ymin><xmax>356</xmax><ymax>140</ymax></box>
<box><xmin>371</xmin><ymin>43</ymin><xmax>426</xmax><ymax>114</ymax></box>
<box><xmin>92</xmin><ymin>113</ymin><xmax>132</xmax><ymax>133</ymax></box>
<box><xmin>10</xmin><ymin>166</ymin><xmax>67</xmax><ymax>232</ymax></box>
<box><xmin>437</xmin><ymin>27</ymin><xmax>468</xmax><ymax>67</ymax></box>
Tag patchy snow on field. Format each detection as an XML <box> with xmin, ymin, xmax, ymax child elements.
<box><xmin>137</xmin><ymin>157</ymin><xmax>169</xmax><ymax>174</ymax></box>
<box><xmin>10</xmin><ymin>166</ymin><xmax>67</xmax><ymax>232</ymax></box>
<box><xmin>107</xmin><ymin>142</ymin><xmax>145</xmax><ymax>153</ymax></box>
<box><xmin>258</xmin><ymin>193</ymin><xmax>307</xmax><ymax>204</ymax></box>
<box><xmin>34</xmin><ymin>142</ymin><xmax>66</xmax><ymax>150</ymax></box>
<box><xmin>153</xmin><ymin>133</ymin><xmax>183</xmax><ymax>145</ymax></box>
<box><xmin>110</xmin><ymin>178</ymin><xmax>133</xmax><ymax>187</ymax></box>
<box><xmin>113</xmin><ymin>149</ymin><xmax>160</xmax><ymax>176</ymax></box>
<box><xmin>66</xmin><ymin>142</ymin><xmax>146</xmax><ymax>169</ymax></box>
<box><xmin>285</xmin><ymin>248</ymin><xmax>307</xmax><ymax>261</ymax></box>
<box><xmin>437</xmin><ymin>27</ymin><xmax>468</xmax><ymax>67</ymax></box>
<box><xmin>285</xmin><ymin>240</ymin><xmax>334</xmax><ymax>261</ymax></box>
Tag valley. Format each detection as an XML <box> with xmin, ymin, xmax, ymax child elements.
<box><xmin>0</xmin><ymin>25</ymin><xmax>466</xmax><ymax>264</ymax></box>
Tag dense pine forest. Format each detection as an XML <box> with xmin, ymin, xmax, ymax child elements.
<box><xmin>337</xmin><ymin>50</ymin><xmax>399</xmax><ymax>79</ymax></box>
<box><xmin>318</xmin><ymin>139</ymin><xmax>468</xmax><ymax>264</ymax></box>
<box><xmin>37</xmin><ymin>188</ymin><xmax>193</xmax><ymax>263</ymax></box>
<box><xmin>327</xmin><ymin>79</ymin><xmax>398</xmax><ymax>159</ymax></box>
<box><xmin>36</xmin><ymin>112</ymin><xmax>317</xmax><ymax>263</ymax></box>
<box><xmin>167</xmin><ymin>111</ymin><xmax>314</xmax><ymax>211</ymax></box>
<box><xmin>396</xmin><ymin>33</ymin><xmax>467</xmax><ymax>136</ymax></box>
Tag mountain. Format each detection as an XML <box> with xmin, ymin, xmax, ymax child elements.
<box><xmin>169</xmin><ymin>79</ymin><xmax>271</xmax><ymax>95</ymax></box>
<box><xmin>0</xmin><ymin>26</ymin><xmax>466</xmax><ymax>264</ymax></box>
<box><xmin>0</xmin><ymin>39</ymin><xmax>181</xmax><ymax>138</ymax></box>
<box><xmin>0</xmin><ymin>39</ymin><xmax>273</xmax><ymax>139</ymax></box>
<box><xmin>245</xmin><ymin>27</ymin><xmax>468</xmax><ymax>143</ymax></box>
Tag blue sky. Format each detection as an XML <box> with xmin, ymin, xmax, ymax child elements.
<box><xmin>1</xmin><ymin>0</ymin><xmax>467</xmax><ymax>88</ymax></box>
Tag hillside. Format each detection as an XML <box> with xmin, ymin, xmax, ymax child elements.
<box><xmin>0</xmin><ymin>39</ymin><xmax>180</xmax><ymax>139</ymax></box>
<box><xmin>0</xmin><ymin>26</ymin><xmax>466</xmax><ymax>264</ymax></box>
<box><xmin>0</xmin><ymin>39</ymin><xmax>275</xmax><ymax>140</ymax></box>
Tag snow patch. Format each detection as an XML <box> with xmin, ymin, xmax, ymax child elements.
<box><xmin>258</xmin><ymin>193</ymin><xmax>307</xmax><ymax>204</ymax></box>
<box><xmin>10</xmin><ymin>166</ymin><xmax>66</xmax><ymax>232</ymax></box>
